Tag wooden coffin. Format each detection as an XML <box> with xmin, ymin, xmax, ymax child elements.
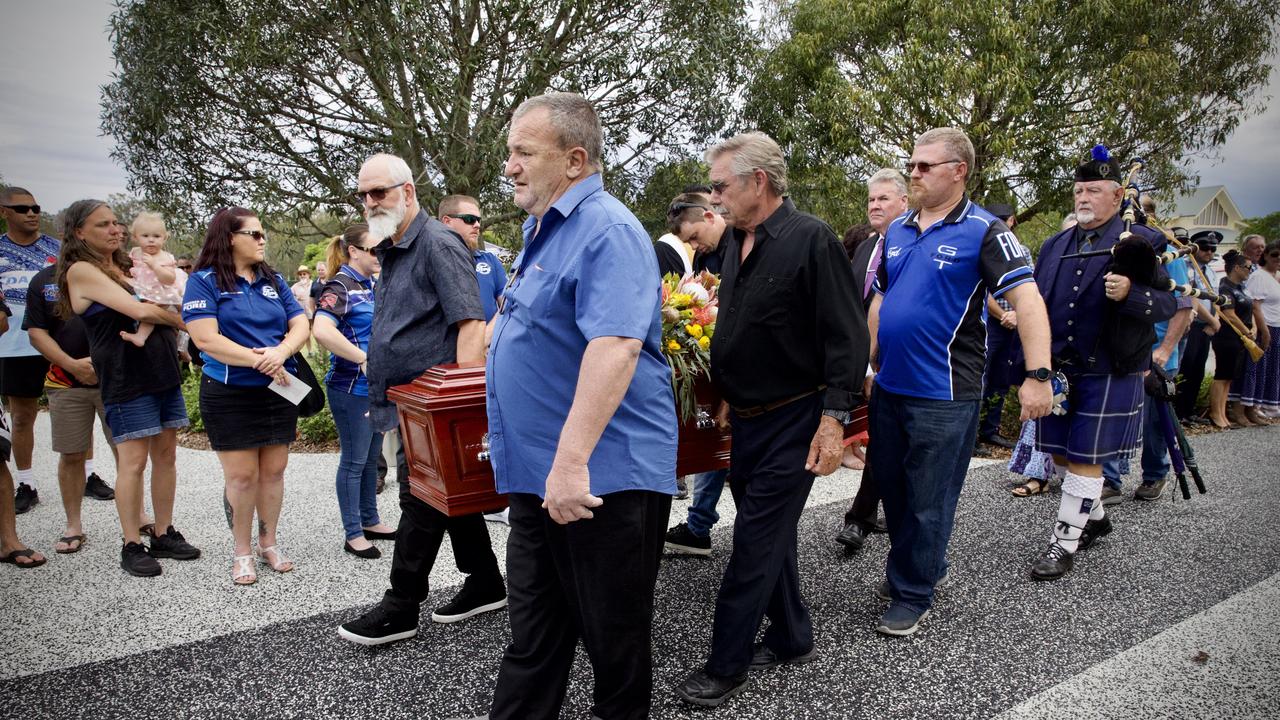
<box><xmin>390</xmin><ymin>362</ymin><xmax>867</xmax><ymax>517</ymax></box>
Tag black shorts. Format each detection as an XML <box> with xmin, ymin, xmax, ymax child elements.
<box><xmin>199</xmin><ymin>375</ymin><xmax>298</xmax><ymax>451</ymax></box>
<box><xmin>0</xmin><ymin>355</ymin><xmax>51</xmax><ymax>398</ymax></box>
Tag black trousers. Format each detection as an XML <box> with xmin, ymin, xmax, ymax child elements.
<box><xmin>382</xmin><ymin>444</ymin><xmax>503</xmax><ymax>615</ymax></box>
<box><xmin>706</xmin><ymin>394</ymin><xmax>821</xmax><ymax>677</ymax></box>
<box><xmin>1175</xmin><ymin>322</ymin><xmax>1213</xmax><ymax>419</ymax></box>
<box><xmin>490</xmin><ymin>490</ymin><xmax>671</xmax><ymax>720</ymax></box>
<box><xmin>842</xmin><ymin>460</ymin><xmax>880</xmax><ymax>531</ymax></box>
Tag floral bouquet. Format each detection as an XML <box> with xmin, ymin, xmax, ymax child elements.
<box><xmin>660</xmin><ymin>271</ymin><xmax>719</xmax><ymax>423</ymax></box>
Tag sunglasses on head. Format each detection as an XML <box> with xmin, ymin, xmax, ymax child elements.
<box><xmin>2</xmin><ymin>204</ymin><xmax>40</xmax><ymax>215</ymax></box>
<box><xmin>353</xmin><ymin>182</ymin><xmax>406</xmax><ymax>203</ymax></box>
<box><xmin>448</xmin><ymin>213</ymin><xmax>482</xmax><ymax>226</ymax></box>
<box><xmin>905</xmin><ymin>159</ymin><xmax>962</xmax><ymax>174</ymax></box>
<box><xmin>667</xmin><ymin>202</ymin><xmax>711</xmax><ymax>216</ymax></box>
<box><xmin>232</xmin><ymin>229</ymin><xmax>268</xmax><ymax>241</ymax></box>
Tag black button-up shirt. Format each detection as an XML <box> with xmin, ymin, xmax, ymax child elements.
<box><xmin>367</xmin><ymin>208</ymin><xmax>484</xmax><ymax>431</ymax></box>
<box><xmin>710</xmin><ymin>198</ymin><xmax>869</xmax><ymax>410</ymax></box>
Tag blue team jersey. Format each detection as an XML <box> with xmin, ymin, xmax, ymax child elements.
<box><xmin>473</xmin><ymin>249</ymin><xmax>508</xmax><ymax>321</ymax></box>
<box><xmin>874</xmin><ymin>197</ymin><xmax>1034</xmax><ymax>401</ymax></box>
<box><xmin>314</xmin><ymin>265</ymin><xmax>375</xmax><ymax>396</ymax></box>
<box><xmin>182</xmin><ymin>268</ymin><xmax>305</xmax><ymax>386</ymax></box>
<box><xmin>0</xmin><ymin>233</ymin><xmax>60</xmax><ymax>357</ymax></box>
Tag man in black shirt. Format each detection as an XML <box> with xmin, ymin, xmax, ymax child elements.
<box><xmin>24</xmin><ymin>265</ymin><xmax>118</xmax><ymax>554</ymax></box>
<box><xmin>676</xmin><ymin>132</ymin><xmax>868</xmax><ymax>707</ymax></box>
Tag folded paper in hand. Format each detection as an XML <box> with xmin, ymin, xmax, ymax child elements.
<box><xmin>269</xmin><ymin>370</ymin><xmax>312</xmax><ymax>406</ymax></box>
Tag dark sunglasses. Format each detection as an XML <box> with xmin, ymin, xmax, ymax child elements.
<box><xmin>709</xmin><ymin>180</ymin><xmax>733</xmax><ymax>194</ymax></box>
<box><xmin>2</xmin><ymin>204</ymin><xmax>40</xmax><ymax>215</ymax></box>
<box><xmin>232</xmin><ymin>229</ymin><xmax>268</xmax><ymax>241</ymax></box>
<box><xmin>905</xmin><ymin>159</ymin><xmax>962</xmax><ymax>174</ymax></box>
<box><xmin>447</xmin><ymin>213</ymin><xmax>482</xmax><ymax>226</ymax></box>
<box><xmin>667</xmin><ymin>202</ymin><xmax>711</xmax><ymax>216</ymax></box>
<box><xmin>1268</xmin><ymin>251</ymin><xmax>1280</xmax><ymax>258</ymax></box>
<box><xmin>353</xmin><ymin>182</ymin><xmax>406</xmax><ymax>203</ymax></box>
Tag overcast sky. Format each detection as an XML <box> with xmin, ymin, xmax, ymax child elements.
<box><xmin>2</xmin><ymin>2</ymin><xmax>1278</xmax><ymax>219</ymax></box>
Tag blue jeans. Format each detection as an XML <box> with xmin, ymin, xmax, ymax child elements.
<box><xmin>869</xmin><ymin>386</ymin><xmax>979</xmax><ymax>614</ymax></box>
<box><xmin>1103</xmin><ymin>394</ymin><xmax>1170</xmax><ymax>490</ymax></box>
<box><xmin>685</xmin><ymin>469</ymin><xmax>728</xmax><ymax>537</ymax></box>
<box><xmin>327</xmin><ymin>386</ymin><xmax>383</xmax><ymax>540</ymax></box>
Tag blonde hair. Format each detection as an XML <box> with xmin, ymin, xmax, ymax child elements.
<box><xmin>130</xmin><ymin>211</ymin><xmax>167</xmax><ymax>236</ymax></box>
<box><xmin>914</xmin><ymin>127</ymin><xmax>975</xmax><ymax>180</ymax></box>
<box><xmin>324</xmin><ymin>224</ymin><xmax>370</xmax><ymax>280</ymax></box>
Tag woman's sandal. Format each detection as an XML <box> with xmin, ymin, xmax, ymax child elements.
<box><xmin>232</xmin><ymin>555</ymin><xmax>257</xmax><ymax>585</ymax></box>
<box><xmin>1011</xmin><ymin>478</ymin><xmax>1049</xmax><ymax>497</ymax></box>
<box><xmin>258</xmin><ymin>545</ymin><xmax>295</xmax><ymax>573</ymax></box>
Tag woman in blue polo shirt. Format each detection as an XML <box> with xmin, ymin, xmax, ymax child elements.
<box><xmin>312</xmin><ymin>224</ymin><xmax>396</xmax><ymax>559</ymax></box>
<box><xmin>183</xmin><ymin>207</ymin><xmax>310</xmax><ymax>586</ymax></box>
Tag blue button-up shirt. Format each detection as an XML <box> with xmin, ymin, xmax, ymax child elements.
<box><xmin>486</xmin><ymin>174</ymin><xmax>677</xmax><ymax>498</ymax></box>
<box><xmin>182</xmin><ymin>269</ymin><xmax>305</xmax><ymax>386</ymax></box>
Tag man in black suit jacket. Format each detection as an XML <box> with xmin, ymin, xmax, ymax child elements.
<box><xmin>834</xmin><ymin>169</ymin><xmax>909</xmax><ymax>552</ymax></box>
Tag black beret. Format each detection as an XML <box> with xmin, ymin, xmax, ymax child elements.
<box><xmin>985</xmin><ymin>203</ymin><xmax>1016</xmax><ymax>220</ymax></box>
<box><xmin>1075</xmin><ymin>144</ymin><xmax>1122</xmax><ymax>183</ymax></box>
<box><xmin>1190</xmin><ymin>229</ymin><xmax>1222</xmax><ymax>248</ymax></box>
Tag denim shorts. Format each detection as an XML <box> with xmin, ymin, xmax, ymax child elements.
<box><xmin>104</xmin><ymin>385</ymin><xmax>189</xmax><ymax>444</ymax></box>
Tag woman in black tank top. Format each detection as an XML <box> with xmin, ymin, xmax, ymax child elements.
<box><xmin>58</xmin><ymin>200</ymin><xmax>201</xmax><ymax>578</ymax></box>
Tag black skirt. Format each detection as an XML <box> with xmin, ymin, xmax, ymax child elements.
<box><xmin>199</xmin><ymin>374</ymin><xmax>299</xmax><ymax>450</ymax></box>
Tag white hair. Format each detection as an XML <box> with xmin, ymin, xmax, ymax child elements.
<box><xmin>867</xmin><ymin>168</ymin><xmax>907</xmax><ymax>197</ymax></box>
<box><xmin>364</xmin><ymin>153</ymin><xmax>414</xmax><ymax>185</ymax></box>
<box><xmin>705</xmin><ymin>132</ymin><xmax>788</xmax><ymax>196</ymax></box>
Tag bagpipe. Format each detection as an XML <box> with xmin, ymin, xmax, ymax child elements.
<box><xmin>1061</xmin><ymin>158</ymin><xmax>1263</xmax><ymax>362</ymax></box>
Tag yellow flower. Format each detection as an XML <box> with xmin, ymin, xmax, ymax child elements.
<box><xmin>687</xmin><ymin>323</ymin><xmax>703</xmax><ymax>339</ymax></box>
<box><xmin>667</xmin><ymin>339</ymin><xmax>681</xmax><ymax>351</ymax></box>
<box><xmin>698</xmin><ymin>336</ymin><xmax>710</xmax><ymax>350</ymax></box>
<box><xmin>670</xmin><ymin>292</ymin><xmax>693</xmax><ymax>308</ymax></box>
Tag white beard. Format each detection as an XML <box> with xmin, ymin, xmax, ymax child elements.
<box><xmin>1075</xmin><ymin>209</ymin><xmax>1096</xmax><ymax>226</ymax></box>
<box><xmin>366</xmin><ymin>204</ymin><xmax>405</xmax><ymax>241</ymax></box>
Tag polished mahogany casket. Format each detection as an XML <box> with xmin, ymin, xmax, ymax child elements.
<box><xmin>389</xmin><ymin>362</ymin><xmax>867</xmax><ymax>517</ymax></box>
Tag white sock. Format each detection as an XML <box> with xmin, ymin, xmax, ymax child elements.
<box><xmin>1088</xmin><ymin>499</ymin><xmax>1105</xmax><ymax>522</ymax></box>
<box><xmin>16</xmin><ymin>467</ymin><xmax>34</xmax><ymax>491</ymax></box>
<box><xmin>1054</xmin><ymin>471</ymin><xmax>1103</xmax><ymax>552</ymax></box>
<box><xmin>84</xmin><ymin>458</ymin><xmax>95</xmax><ymax>478</ymax></box>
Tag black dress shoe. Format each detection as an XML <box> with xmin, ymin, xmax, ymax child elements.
<box><xmin>835</xmin><ymin>522</ymin><xmax>868</xmax><ymax>551</ymax></box>
<box><xmin>1078</xmin><ymin>516</ymin><xmax>1113</xmax><ymax>551</ymax></box>
<box><xmin>1030</xmin><ymin>542</ymin><xmax>1074</xmax><ymax>581</ymax></box>
<box><xmin>979</xmin><ymin>433</ymin><xmax>1015</xmax><ymax>449</ymax></box>
<box><xmin>749</xmin><ymin>642</ymin><xmax>818</xmax><ymax>670</ymax></box>
<box><xmin>344</xmin><ymin>541</ymin><xmax>381</xmax><ymax>559</ymax></box>
<box><xmin>871</xmin><ymin>515</ymin><xmax>888</xmax><ymax>534</ymax></box>
<box><xmin>675</xmin><ymin>669</ymin><xmax>748</xmax><ymax>707</ymax></box>
<box><xmin>362</xmin><ymin>528</ymin><xmax>398</xmax><ymax>540</ymax></box>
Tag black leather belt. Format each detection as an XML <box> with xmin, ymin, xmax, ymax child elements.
<box><xmin>731</xmin><ymin>386</ymin><xmax>825</xmax><ymax>419</ymax></box>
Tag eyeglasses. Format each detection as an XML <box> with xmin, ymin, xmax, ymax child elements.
<box><xmin>232</xmin><ymin>230</ymin><xmax>268</xmax><ymax>241</ymax></box>
<box><xmin>353</xmin><ymin>182</ymin><xmax>406</xmax><ymax>203</ymax></box>
<box><xmin>1268</xmin><ymin>251</ymin><xmax>1280</xmax><ymax>258</ymax></box>
<box><xmin>667</xmin><ymin>202</ymin><xmax>711</xmax><ymax>216</ymax></box>
<box><xmin>2</xmin><ymin>204</ymin><xmax>40</xmax><ymax>215</ymax></box>
<box><xmin>447</xmin><ymin>213</ymin><xmax>482</xmax><ymax>226</ymax></box>
<box><xmin>904</xmin><ymin>159</ymin><xmax>962</xmax><ymax>174</ymax></box>
<box><xmin>709</xmin><ymin>180</ymin><xmax>733</xmax><ymax>194</ymax></box>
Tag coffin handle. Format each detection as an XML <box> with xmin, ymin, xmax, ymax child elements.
<box><xmin>477</xmin><ymin>433</ymin><xmax>491</xmax><ymax>462</ymax></box>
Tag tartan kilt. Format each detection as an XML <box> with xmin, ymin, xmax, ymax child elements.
<box><xmin>1035</xmin><ymin>372</ymin><xmax>1144</xmax><ymax>464</ymax></box>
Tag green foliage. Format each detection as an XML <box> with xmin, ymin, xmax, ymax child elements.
<box><xmin>627</xmin><ymin>158</ymin><xmax>711</xmax><ymax>236</ymax></box>
<box><xmin>1239</xmin><ymin>211</ymin><xmax>1280</xmax><ymax>241</ymax></box>
<box><xmin>180</xmin><ymin>369</ymin><xmax>203</xmax><ymax>433</ymax></box>
<box><xmin>103</xmin><ymin>0</ymin><xmax>753</xmax><ymax>229</ymax></box>
<box><xmin>745</xmin><ymin>0</ymin><xmax>1280</xmax><ymax>220</ymax></box>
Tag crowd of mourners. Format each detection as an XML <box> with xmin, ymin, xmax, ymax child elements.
<box><xmin>1</xmin><ymin>89</ymin><xmax>1277</xmax><ymax>719</ymax></box>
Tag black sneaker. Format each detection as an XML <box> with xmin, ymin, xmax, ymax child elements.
<box><xmin>431</xmin><ymin>580</ymin><xmax>508</xmax><ymax>624</ymax></box>
<box><xmin>84</xmin><ymin>473</ymin><xmax>115</xmax><ymax>500</ymax></box>
<box><xmin>14</xmin><ymin>483</ymin><xmax>38</xmax><ymax>514</ymax></box>
<box><xmin>338</xmin><ymin>604</ymin><xmax>419</xmax><ymax>646</ymax></box>
<box><xmin>121</xmin><ymin>541</ymin><xmax>162</xmax><ymax>577</ymax></box>
<box><xmin>664</xmin><ymin>522</ymin><xmax>712</xmax><ymax>556</ymax></box>
<box><xmin>149</xmin><ymin>526</ymin><xmax>201</xmax><ymax>560</ymax></box>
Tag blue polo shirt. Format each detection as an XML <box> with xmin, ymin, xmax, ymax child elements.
<box><xmin>1153</xmin><ymin>257</ymin><xmax>1193</xmax><ymax>371</ymax></box>
<box><xmin>473</xmin><ymin>249</ymin><xmax>508</xmax><ymax>321</ymax></box>
<box><xmin>315</xmin><ymin>265</ymin><xmax>375</xmax><ymax>396</ymax></box>
<box><xmin>182</xmin><ymin>268</ymin><xmax>305</xmax><ymax>386</ymax></box>
<box><xmin>875</xmin><ymin>197</ymin><xmax>1034</xmax><ymax>401</ymax></box>
<box><xmin>486</xmin><ymin>173</ymin><xmax>677</xmax><ymax>498</ymax></box>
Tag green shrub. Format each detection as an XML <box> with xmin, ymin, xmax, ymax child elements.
<box><xmin>181</xmin><ymin>368</ymin><xmax>203</xmax><ymax>432</ymax></box>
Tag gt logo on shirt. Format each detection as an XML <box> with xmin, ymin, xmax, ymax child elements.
<box><xmin>262</xmin><ymin>286</ymin><xmax>279</xmax><ymax>299</ymax></box>
<box><xmin>933</xmin><ymin>244</ymin><xmax>959</xmax><ymax>269</ymax></box>
<box><xmin>476</xmin><ymin>261</ymin><xmax>492</xmax><ymax>275</ymax></box>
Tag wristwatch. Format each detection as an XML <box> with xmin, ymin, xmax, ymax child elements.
<box><xmin>821</xmin><ymin>408</ymin><xmax>852</xmax><ymax>425</ymax></box>
<box><xmin>1026</xmin><ymin>367</ymin><xmax>1052</xmax><ymax>382</ymax></box>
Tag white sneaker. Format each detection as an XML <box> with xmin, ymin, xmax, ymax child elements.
<box><xmin>483</xmin><ymin>508</ymin><xmax>510</xmax><ymax>525</ymax></box>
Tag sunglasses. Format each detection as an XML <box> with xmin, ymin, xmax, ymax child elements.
<box><xmin>905</xmin><ymin>159</ymin><xmax>962</xmax><ymax>174</ymax></box>
<box><xmin>1268</xmin><ymin>251</ymin><xmax>1280</xmax><ymax>258</ymax></box>
<box><xmin>353</xmin><ymin>182</ymin><xmax>406</xmax><ymax>203</ymax></box>
<box><xmin>2</xmin><ymin>204</ymin><xmax>40</xmax><ymax>215</ymax></box>
<box><xmin>668</xmin><ymin>202</ymin><xmax>711</xmax><ymax>216</ymax></box>
<box><xmin>232</xmin><ymin>230</ymin><xmax>268</xmax><ymax>241</ymax></box>
<box><xmin>448</xmin><ymin>213</ymin><xmax>482</xmax><ymax>226</ymax></box>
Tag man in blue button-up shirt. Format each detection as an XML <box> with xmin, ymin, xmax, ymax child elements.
<box><xmin>480</xmin><ymin>93</ymin><xmax>676</xmax><ymax>720</ymax></box>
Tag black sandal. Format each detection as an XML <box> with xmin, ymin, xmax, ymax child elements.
<box><xmin>56</xmin><ymin>534</ymin><xmax>86</xmax><ymax>554</ymax></box>
<box><xmin>1</xmin><ymin>548</ymin><xmax>47</xmax><ymax>568</ymax></box>
<box><xmin>1011</xmin><ymin>478</ymin><xmax>1048</xmax><ymax>497</ymax></box>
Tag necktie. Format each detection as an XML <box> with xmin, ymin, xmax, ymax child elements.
<box><xmin>1078</xmin><ymin>231</ymin><xmax>1098</xmax><ymax>254</ymax></box>
<box><xmin>864</xmin><ymin>238</ymin><xmax>882</xmax><ymax>300</ymax></box>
